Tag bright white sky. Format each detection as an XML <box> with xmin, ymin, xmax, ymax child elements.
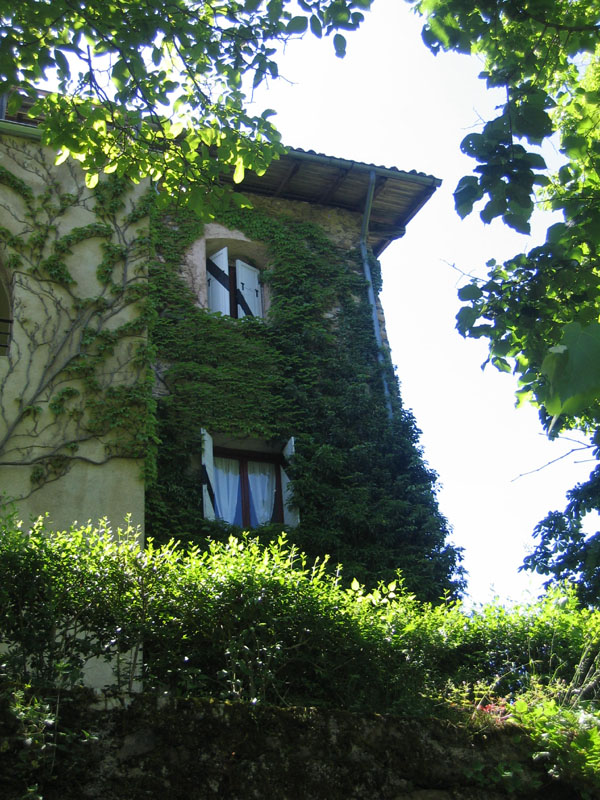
<box><xmin>252</xmin><ymin>0</ymin><xmax>596</xmax><ymax>604</ymax></box>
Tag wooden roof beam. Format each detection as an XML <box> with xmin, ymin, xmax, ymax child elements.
<box><xmin>273</xmin><ymin>159</ymin><xmax>301</xmax><ymax>196</ymax></box>
<box><xmin>355</xmin><ymin>175</ymin><xmax>387</xmax><ymax>212</ymax></box>
<box><xmin>318</xmin><ymin>165</ymin><xmax>353</xmax><ymax>204</ymax></box>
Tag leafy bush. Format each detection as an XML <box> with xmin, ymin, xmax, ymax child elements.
<box><xmin>0</xmin><ymin>510</ymin><xmax>422</xmax><ymax>710</ymax></box>
<box><xmin>1</xmin><ymin>510</ymin><xmax>599</xmax><ymax>706</ymax></box>
<box><xmin>511</xmin><ymin>691</ymin><xmax>600</xmax><ymax>793</ymax></box>
<box><xmin>400</xmin><ymin>588</ymin><xmax>600</xmax><ymax>699</ymax></box>
<box><xmin>1</xmin><ymin>509</ymin><xmax>600</xmax><ymax>791</ymax></box>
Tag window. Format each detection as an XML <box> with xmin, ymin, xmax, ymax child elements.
<box><xmin>0</xmin><ymin>273</ymin><xmax>11</xmax><ymax>357</ymax></box>
<box><xmin>206</xmin><ymin>246</ymin><xmax>263</xmax><ymax>318</ymax></box>
<box><xmin>201</xmin><ymin>432</ymin><xmax>299</xmax><ymax>528</ymax></box>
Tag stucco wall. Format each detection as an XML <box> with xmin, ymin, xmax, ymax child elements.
<box><xmin>0</xmin><ymin>129</ymin><xmax>147</xmax><ymax>533</ymax></box>
<box><xmin>0</xmin><ymin>458</ymin><xmax>144</xmax><ymax>531</ymax></box>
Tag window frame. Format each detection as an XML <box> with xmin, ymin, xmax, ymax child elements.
<box><xmin>201</xmin><ymin>430</ymin><xmax>299</xmax><ymax>529</ymax></box>
<box><xmin>213</xmin><ymin>446</ymin><xmax>284</xmax><ymax>527</ymax></box>
<box><xmin>206</xmin><ymin>246</ymin><xmax>263</xmax><ymax>319</ymax></box>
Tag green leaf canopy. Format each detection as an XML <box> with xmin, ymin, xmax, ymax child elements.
<box><xmin>0</xmin><ymin>0</ymin><xmax>372</xmax><ymax>214</ymax></box>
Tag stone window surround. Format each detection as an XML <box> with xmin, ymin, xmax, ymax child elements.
<box><xmin>181</xmin><ymin>222</ymin><xmax>271</xmax><ymax>314</ymax></box>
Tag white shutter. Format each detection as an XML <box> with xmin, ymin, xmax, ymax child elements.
<box><xmin>236</xmin><ymin>259</ymin><xmax>262</xmax><ymax>318</ymax></box>
<box><xmin>281</xmin><ymin>437</ymin><xmax>299</xmax><ymax>527</ymax></box>
<box><xmin>283</xmin><ymin>437</ymin><xmax>295</xmax><ymax>461</ymax></box>
<box><xmin>207</xmin><ymin>247</ymin><xmax>230</xmax><ymax>314</ymax></box>
<box><xmin>201</xmin><ymin>429</ymin><xmax>216</xmax><ymax>520</ymax></box>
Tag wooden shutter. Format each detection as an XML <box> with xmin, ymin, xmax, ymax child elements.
<box><xmin>206</xmin><ymin>247</ymin><xmax>230</xmax><ymax>314</ymax></box>
<box><xmin>201</xmin><ymin>429</ymin><xmax>216</xmax><ymax>520</ymax></box>
<box><xmin>281</xmin><ymin>437</ymin><xmax>299</xmax><ymax>527</ymax></box>
<box><xmin>235</xmin><ymin>259</ymin><xmax>262</xmax><ymax>318</ymax></box>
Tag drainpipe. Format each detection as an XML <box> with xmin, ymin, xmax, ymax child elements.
<box><xmin>360</xmin><ymin>169</ymin><xmax>393</xmax><ymax>420</ymax></box>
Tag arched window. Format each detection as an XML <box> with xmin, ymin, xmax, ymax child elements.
<box><xmin>0</xmin><ymin>270</ymin><xmax>11</xmax><ymax>356</ymax></box>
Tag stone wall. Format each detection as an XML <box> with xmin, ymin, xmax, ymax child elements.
<box><xmin>1</xmin><ymin>696</ymin><xmax>582</xmax><ymax>800</ymax></box>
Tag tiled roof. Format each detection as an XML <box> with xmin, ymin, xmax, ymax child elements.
<box><xmin>220</xmin><ymin>147</ymin><xmax>441</xmax><ymax>256</ymax></box>
<box><xmin>0</xmin><ymin>92</ymin><xmax>440</xmax><ymax>254</ymax></box>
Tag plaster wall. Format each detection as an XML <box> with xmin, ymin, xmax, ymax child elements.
<box><xmin>0</xmin><ymin>130</ymin><xmax>148</xmax><ymax>533</ymax></box>
<box><xmin>0</xmin><ymin>459</ymin><xmax>144</xmax><ymax>531</ymax></box>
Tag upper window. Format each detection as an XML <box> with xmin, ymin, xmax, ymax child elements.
<box><xmin>201</xmin><ymin>432</ymin><xmax>299</xmax><ymax>529</ymax></box>
<box><xmin>0</xmin><ymin>273</ymin><xmax>11</xmax><ymax>357</ymax></box>
<box><xmin>207</xmin><ymin>246</ymin><xmax>263</xmax><ymax>319</ymax></box>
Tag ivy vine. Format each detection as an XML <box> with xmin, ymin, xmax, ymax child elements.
<box><xmin>0</xmin><ymin>138</ymin><xmax>463</xmax><ymax>599</ymax></box>
<box><xmin>0</xmin><ymin>139</ymin><xmax>155</xmax><ymax>496</ymax></box>
<box><xmin>146</xmin><ymin>205</ymin><xmax>464</xmax><ymax>600</ymax></box>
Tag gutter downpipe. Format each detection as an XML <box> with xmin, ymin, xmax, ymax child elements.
<box><xmin>360</xmin><ymin>169</ymin><xmax>393</xmax><ymax>420</ymax></box>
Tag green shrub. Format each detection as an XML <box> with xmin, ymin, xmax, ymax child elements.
<box><xmin>0</xmin><ymin>512</ymin><xmax>422</xmax><ymax>709</ymax></box>
<box><xmin>1</xmin><ymin>509</ymin><xmax>600</xmax><ymax>792</ymax></box>
<box><xmin>1</xmin><ymin>511</ymin><xmax>599</xmax><ymax>709</ymax></box>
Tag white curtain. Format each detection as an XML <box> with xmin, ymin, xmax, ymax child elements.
<box><xmin>248</xmin><ymin>461</ymin><xmax>276</xmax><ymax>525</ymax></box>
<box><xmin>214</xmin><ymin>457</ymin><xmax>240</xmax><ymax>524</ymax></box>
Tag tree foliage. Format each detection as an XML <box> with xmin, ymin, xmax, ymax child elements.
<box><xmin>0</xmin><ymin>0</ymin><xmax>371</xmax><ymax>214</ymax></box>
<box><xmin>407</xmin><ymin>0</ymin><xmax>600</xmax><ymax>598</ymax></box>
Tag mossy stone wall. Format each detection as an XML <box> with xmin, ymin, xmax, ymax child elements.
<box><xmin>1</xmin><ymin>695</ymin><xmax>578</xmax><ymax>800</ymax></box>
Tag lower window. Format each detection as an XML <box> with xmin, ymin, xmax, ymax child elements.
<box><xmin>213</xmin><ymin>450</ymin><xmax>283</xmax><ymax>527</ymax></box>
<box><xmin>201</xmin><ymin>432</ymin><xmax>299</xmax><ymax>528</ymax></box>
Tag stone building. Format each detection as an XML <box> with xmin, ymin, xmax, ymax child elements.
<box><xmin>0</xmin><ymin>114</ymin><xmax>460</xmax><ymax>599</ymax></box>
<box><xmin>166</xmin><ymin>149</ymin><xmax>441</xmax><ymax>540</ymax></box>
<box><xmin>0</xmin><ymin>118</ymin><xmax>148</xmax><ymax>529</ymax></box>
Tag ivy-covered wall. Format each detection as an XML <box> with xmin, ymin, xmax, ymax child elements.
<box><xmin>147</xmin><ymin>198</ymin><xmax>464</xmax><ymax>600</ymax></box>
<box><xmin>0</xmin><ymin>133</ymin><xmax>151</xmax><ymax>530</ymax></box>
<box><xmin>0</xmin><ymin>129</ymin><xmax>462</xmax><ymax>599</ymax></box>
